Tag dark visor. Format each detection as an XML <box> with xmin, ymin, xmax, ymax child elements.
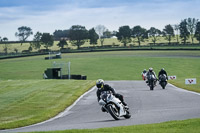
<box><xmin>96</xmin><ymin>84</ymin><xmax>102</xmax><ymax>88</ymax></box>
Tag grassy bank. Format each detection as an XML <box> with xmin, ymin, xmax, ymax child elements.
<box><xmin>0</xmin><ymin>80</ymin><xmax>95</xmax><ymax>129</ymax></box>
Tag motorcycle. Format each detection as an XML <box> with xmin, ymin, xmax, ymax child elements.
<box><xmin>159</xmin><ymin>74</ymin><xmax>167</xmax><ymax>89</ymax></box>
<box><xmin>142</xmin><ymin>72</ymin><xmax>147</xmax><ymax>81</ymax></box>
<box><xmin>98</xmin><ymin>91</ymin><xmax>131</xmax><ymax>120</ymax></box>
<box><xmin>148</xmin><ymin>74</ymin><xmax>157</xmax><ymax>90</ymax></box>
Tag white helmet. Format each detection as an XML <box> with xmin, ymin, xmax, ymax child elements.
<box><xmin>149</xmin><ymin>67</ymin><xmax>153</xmax><ymax>72</ymax></box>
<box><xmin>96</xmin><ymin>79</ymin><xmax>104</xmax><ymax>89</ymax></box>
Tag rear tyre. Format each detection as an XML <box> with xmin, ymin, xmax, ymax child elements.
<box><xmin>124</xmin><ymin>110</ymin><xmax>131</xmax><ymax>119</ymax></box>
<box><xmin>107</xmin><ymin>104</ymin><xmax>120</xmax><ymax>120</ymax></box>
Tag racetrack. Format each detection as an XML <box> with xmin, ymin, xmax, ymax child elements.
<box><xmin>1</xmin><ymin>81</ymin><xmax>200</xmax><ymax>132</ymax></box>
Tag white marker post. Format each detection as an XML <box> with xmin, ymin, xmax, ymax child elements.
<box><xmin>185</xmin><ymin>78</ymin><xmax>196</xmax><ymax>84</ymax></box>
<box><xmin>49</xmin><ymin>52</ymin><xmax>51</xmax><ymax>59</ymax></box>
<box><xmin>68</xmin><ymin>62</ymin><xmax>70</xmax><ymax>79</ymax></box>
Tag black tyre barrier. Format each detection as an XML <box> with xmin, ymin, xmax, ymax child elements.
<box><xmin>61</xmin><ymin>75</ymin><xmax>87</xmax><ymax>80</ymax></box>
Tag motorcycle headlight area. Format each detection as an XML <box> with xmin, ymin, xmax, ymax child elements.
<box><xmin>107</xmin><ymin>94</ymin><xmax>112</xmax><ymax>101</ymax></box>
<box><xmin>99</xmin><ymin>99</ymin><xmax>106</xmax><ymax>105</ymax></box>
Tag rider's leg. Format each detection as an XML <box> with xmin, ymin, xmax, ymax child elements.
<box><xmin>115</xmin><ymin>94</ymin><xmax>127</xmax><ymax>106</ymax></box>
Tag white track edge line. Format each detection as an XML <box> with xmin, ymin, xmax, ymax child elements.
<box><xmin>168</xmin><ymin>83</ymin><xmax>200</xmax><ymax>96</ymax></box>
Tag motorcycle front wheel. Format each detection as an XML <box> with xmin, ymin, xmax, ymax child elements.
<box><xmin>107</xmin><ymin>104</ymin><xmax>120</xmax><ymax>120</ymax></box>
<box><xmin>161</xmin><ymin>82</ymin><xmax>167</xmax><ymax>89</ymax></box>
<box><xmin>150</xmin><ymin>81</ymin><xmax>154</xmax><ymax>90</ymax></box>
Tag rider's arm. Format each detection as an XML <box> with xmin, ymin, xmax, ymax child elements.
<box><xmin>158</xmin><ymin>71</ymin><xmax>161</xmax><ymax>77</ymax></box>
<box><xmin>96</xmin><ymin>90</ymin><xmax>101</xmax><ymax>101</ymax></box>
<box><xmin>106</xmin><ymin>84</ymin><xmax>116</xmax><ymax>95</ymax></box>
<box><xmin>153</xmin><ymin>72</ymin><xmax>157</xmax><ymax>79</ymax></box>
<box><xmin>146</xmin><ymin>71</ymin><xmax>149</xmax><ymax>76</ymax></box>
<box><xmin>165</xmin><ymin>71</ymin><xmax>168</xmax><ymax>76</ymax></box>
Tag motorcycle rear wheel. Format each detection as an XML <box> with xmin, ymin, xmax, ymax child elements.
<box><xmin>124</xmin><ymin>110</ymin><xmax>131</xmax><ymax>119</ymax></box>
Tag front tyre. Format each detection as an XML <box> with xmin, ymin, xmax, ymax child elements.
<box><xmin>161</xmin><ymin>82</ymin><xmax>166</xmax><ymax>89</ymax></box>
<box><xmin>150</xmin><ymin>81</ymin><xmax>154</xmax><ymax>90</ymax></box>
<box><xmin>107</xmin><ymin>104</ymin><xmax>120</xmax><ymax>120</ymax></box>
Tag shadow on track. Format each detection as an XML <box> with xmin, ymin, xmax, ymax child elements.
<box><xmin>86</xmin><ymin>118</ymin><xmax>130</xmax><ymax>124</ymax></box>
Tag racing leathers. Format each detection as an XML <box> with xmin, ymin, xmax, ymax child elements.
<box><xmin>96</xmin><ymin>84</ymin><xmax>127</xmax><ymax>106</ymax></box>
<box><xmin>158</xmin><ymin>69</ymin><xmax>168</xmax><ymax>79</ymax></box>
<box><xmin>146</xmin><ymin>71</ymin><xmax>157</xmax><ymax>85</ymax></box>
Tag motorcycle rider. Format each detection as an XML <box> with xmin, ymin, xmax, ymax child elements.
<box><xmin>146</xmin><ymin>68</ymin><xmax>157</xmax><ymax>85</ymax></box>
<box><xmin>158</xmin><ymin>68</ymin><xmax>168</xmax><ymax>83</ymax></box>
<box><xmin>96</xmin><ymin>79</ymin><xmax>128</xmax><ymax>111</ymax></box>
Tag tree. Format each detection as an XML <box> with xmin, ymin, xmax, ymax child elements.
<box><xmin>195</xmin><ymin>22</ymin><xmax>200</xmax><ymax>44</ymax></box>
<box><xmin>132</xmin><ymin>25</ymin><xmax>148</xmax><ymax>46</ymax></box>
<box><xmin>111</xmin><ymin>31</ymin><xmax>117</xmax><ymax>36</ymax></box>
<box><xmin>186</xmin><ymin>18</ymin><xmax>199</xmax><ymax>44</ymax></box>
<box><xmin>173</xmin><ymin>24</ymin><xmax>179</xmax><ymax>44</ymax></box>
<box><xmin>88</xmin><ymin>28</ymin><xmax>99</xmax><ymax>46</ymax></box>
<box><xmin>14</xmin><ymin>48</ymin><xmax>18</xmax><ymax>54</ymax></box>
<box><xmin>69</xmin><ymin>25</ymin><xmax>88</xmax><ymax>49</ymax></box>
<box><xmin>15</xmin><ymin>26</ymin><xmax>33</xmax><ymax>45</ymax></box>
<box><xmin>162</xmin><ymin>24</ymin><xmax>174</xmax><ymax>44</ymax></box>
<box><xmin>95</xmin><ymin>25</ymin><xmax>107</xmax><ymax>46</ymax></box>
<box><xmin>116</xmin><ymin>25</ymin><xmax>132</xmax><ymax>47</ymax></box>
<box><xmin>179</xmin><ymin>20</ymin><xmax>190</xmax><ymax>44</ymax></box>
<box><xmin>2</xmin><ymin>37</ymin><xmax>8</xmax><ymax>42</ymax></box>
<box><xmin>2</xmin><ymin>37</ymin><xmax>9</xmax><ymax>54</ymax></box>
<box><xmin>31</xmin><ymin>32</ymin><xmax>42</xmax><ymax>50</ymax></box>
<box><xmin>148</xmin><ymin>27</ymin><xmax>161</xmax><ymax>45</ymax></box>
<box><xmin>103</xmin><ymin>30</ymin><xmax>112</xmax><ymax>38</ymax></box>
<box><xmin>41</xmin><ymin>33</ymin><xmax>54</xmax><ymax>50</ymax></box>
<box><xmin>57</xmin><ymin>39</ymin><xmax>68</xmax><ymax>49</ymax></box>
<box><xmin>53</xmin><ymin>29</ymin><xmax>69</xmax><ymax>40</ymax></box>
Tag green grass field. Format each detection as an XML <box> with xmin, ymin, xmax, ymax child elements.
<box><xmin>0</xmin><ymin>50</ymin><xmax>200</xmax><ymax>131</ymax></box>
<box><xmin>0</xmin><ymin>80</ymin><xmax>95</xmax><ymax>129</ymax></box>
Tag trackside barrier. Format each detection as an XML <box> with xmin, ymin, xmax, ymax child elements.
<box><xmin>185</xmin><ymin>78</ymin><xmax>197</xmax><ymax>85</ymax></box>
<box><xmin>168</xmin><ymin>76</ymin><xmax>176</xmax><ymax>80</ymax></box>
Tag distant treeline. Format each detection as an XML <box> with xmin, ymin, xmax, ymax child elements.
<box><xmin>1</xmin><ymin>17</ymin><xmax>200</xmax><ymax>55</ymax></box>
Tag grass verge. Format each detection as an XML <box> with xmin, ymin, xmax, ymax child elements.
<box><xmin>0</xmin><ymin>80</ymin><xmax>95</xmax><ymax>129</ymax></box>
<box><xmin>27</xmin><ymin>118</ymin><xmax>200</xmax><ymax>133</ymax></box>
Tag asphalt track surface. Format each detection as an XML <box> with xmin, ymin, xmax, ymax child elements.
<box><xmin>1</xmin><ymin>81</ymin><xmax>200</xmax><ymax>132</ymax></box>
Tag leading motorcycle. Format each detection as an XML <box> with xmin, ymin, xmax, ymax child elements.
<box><xmin>148</xmin><ymin>74</ymin><xmax>157</xmax><ymax>90</ymax></box>
<box><xmin>98</xmin><ymin>91</ymin><xmax>131</xmax><ymax>120</ymax></box>
<box><xmin>159</xmin><ymin>74</ymin><xmax>167</xmax><ymax>89</ymax></box>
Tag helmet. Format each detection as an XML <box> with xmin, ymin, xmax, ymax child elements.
<box><xmin>96</xmin><ymin>79</ymin><xmax>104</xmax><ymax>89</ymax></box>
<box><xmin>149</xmin><ymin>67</ymin><xmax>153</xmax><ymax>72</ymax></box>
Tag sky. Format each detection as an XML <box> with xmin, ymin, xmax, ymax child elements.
<box><xmin>0</xmin><ymin>0</ymin><xmax>200</xmax><ymax>41</ymax></box>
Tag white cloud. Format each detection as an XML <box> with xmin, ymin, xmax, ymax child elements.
<box><xmin>0</xmin><ymin>0</ymin><xmax>200</xmax><ymax>41</ymax></box>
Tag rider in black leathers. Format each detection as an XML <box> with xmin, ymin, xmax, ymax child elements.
<box><xmin>96</xmin><ymin>79</ymin><xmax>127</xmax><ymax>108</ymax></box>
<box><xmin>158</xmin><ymin>68</ymin><xmax>168</xmax><ymax>78</ymax></box>
<box><xmin>158</xmin><ymin>68</ymin><xmax>168</xmax><ymax>83</ymax></box>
